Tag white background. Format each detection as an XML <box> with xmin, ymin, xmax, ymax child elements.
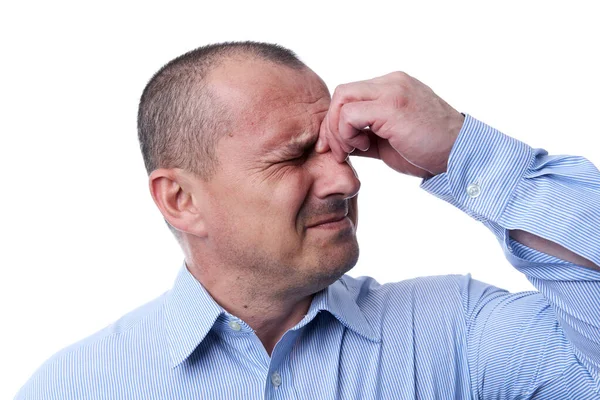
<box><xmin>2</xmin><ymin>0</ymin><xmax>599</xmax><ymax>397</ymax></box>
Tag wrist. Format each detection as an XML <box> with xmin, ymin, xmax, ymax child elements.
<box><xmin>429</xmin><ymin>112</ymin><xmax>465</xmax><ymax>175</ymax></box>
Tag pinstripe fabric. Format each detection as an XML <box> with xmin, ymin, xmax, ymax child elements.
<box><xmin>16</xmin><ymin>115</ymin><xmax>600</xmax><ymax>399</ymax></box>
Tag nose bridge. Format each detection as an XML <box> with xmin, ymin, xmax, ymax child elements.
<box><xmin>309</xmin><ymin>151</ymin><xmax>361</xmax><ymax>199</ymax></box>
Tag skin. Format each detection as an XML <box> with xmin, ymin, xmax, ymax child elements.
<box><xmin>150</xmin><ymin>58</ymin><xmax>361</xmax><ymax>354</ymax></box>
<box><xmin>151</xmin><ymin>63</ymin><xmax>598</xmax><ymax>355</ymax></box>
<box><xmin>318</xmin><ymin>71</ymin><xmax>599</xmax><ymax>272</ymax></box>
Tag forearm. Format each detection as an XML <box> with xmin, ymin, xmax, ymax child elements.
<box><xmin>509</xmin><ymin>229</ymin><xmax>599</xmax><ymax>272</ymax></box>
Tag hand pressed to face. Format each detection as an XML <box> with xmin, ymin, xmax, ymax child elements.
<box><xmin>196</xmin><ymin>60</ymin><xmax>361</xmax><ymax>294</ymax></box>
<box><xmin>317</xmin><ymin>71</ymin><xmax>465</xmax><ymax>178</ymax></box>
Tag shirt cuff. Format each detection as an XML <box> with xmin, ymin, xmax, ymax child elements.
<box><xmin>421</xmin><ymin>114</ymin><xmax>535</xmax><ymax>223</ymax></box>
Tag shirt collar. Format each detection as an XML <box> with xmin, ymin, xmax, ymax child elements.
<box><xmin>164</xmin><ymin>264</ymin><xmax>224</xmax><ymax>368</ymax></box>
<box><xmin>297</xmin><ymin>276</ymin><xmax>381</xmax><ymax>343</ymax></box>
<box><xmin>164</xmin><ymin>264</ymin><xmax>381</xmax><ymax>368</ymax></box>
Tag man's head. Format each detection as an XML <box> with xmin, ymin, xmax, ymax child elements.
<box><xmin>138</xmin><ymin>42</ymin><xmax>360</xmax><ymax>295</ymax></box>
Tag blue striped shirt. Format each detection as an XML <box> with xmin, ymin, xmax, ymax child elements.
<box><xmin>16</xmin><ymin>115</ymin><xmax>600</xmax><ymax>399</ymax></box>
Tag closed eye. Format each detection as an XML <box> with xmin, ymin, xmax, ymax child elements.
<box><xmin>273</xmin><ymin>139</ymin><xmax>317</xmax><ymax>166</ymax></box>
<box><xmin>288</xmin><ymin>153</ymin><xmax>307</xmax><ymax>162</ymax></box>
<box><xmin>284</xmin><ymin>150</ymin><xmax>312</xmax><ymax>164</ymax></box>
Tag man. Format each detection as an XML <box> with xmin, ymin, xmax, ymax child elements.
<box><xmin>16</xmin><ymin>42</ymin><xmax>600</xmax><ymax>399</ymax></box>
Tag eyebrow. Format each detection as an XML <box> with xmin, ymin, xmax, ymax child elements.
<box><xmin>282</xmin><ymin>131</ymin><xmax>318</xmax><ymax>155</ymax></box>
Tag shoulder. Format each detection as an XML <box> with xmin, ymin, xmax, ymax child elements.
<box><xmin>339</xmin><ymin>273</ymin><xmax>471</xmax><ymax>326</ymax></box>
<box><xmin>15</xmin><ymin>293</ymin><xmax>168</xmax><ymax>400</ymax></box>
<box><xmin>340</xmin><ymin>273</ymin><xmax>468</xmax><ymax>303</ymax></box>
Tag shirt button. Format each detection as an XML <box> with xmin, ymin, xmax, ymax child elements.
<box><xmin>466</xmin><ymin>183</ymin><xmax>481</xmax><ymax>198</ymax></box>
<box><xmin>228</xmin><ymin>320</ymin><xmax>241</xmax><ymax>331</ymax></box>
<box><xmin>271</xmin><ymin>371</ymin><xmax>282</xmax><ymax>387</ymax></box>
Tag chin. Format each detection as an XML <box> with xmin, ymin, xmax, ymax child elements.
<box><xmin>310</xmin><ymin>241</ymin><xmax>360</xmax><ymax>288</ymax></box>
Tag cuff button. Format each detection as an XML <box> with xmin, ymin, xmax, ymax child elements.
<box><xmin>466</xmin><ymin>183</ymin><xmax>481</xmax><ymax>198</ymax></box>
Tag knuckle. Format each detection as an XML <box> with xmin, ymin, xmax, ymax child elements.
<box><xmin>339</xmin><ymin>104</ymin><xmax>352</xmax><ymax>121</ymax></box>
<box><xmin>332</xmin><ymin>84</ymin><xmax>349</xmax><ymax>101</ymax></box>
<box><xmin>392</xmin><ymin>94</ymin><xmax>409</xmax><ymax>109</ymax></box>
<box><xmin>391</xmin><ymin>71</ymin><xmax>409</xmax><ymax>81</ymax></box>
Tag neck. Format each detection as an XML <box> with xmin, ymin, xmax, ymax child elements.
<box><xmin>186</xmin><ymin>259</ymin><xmax>314</xmax><ymax>356</ymax></box>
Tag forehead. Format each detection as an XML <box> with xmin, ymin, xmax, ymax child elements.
<box><xmin>209</xmin><ymin>59</ymin><xmax>330</xmax><ymax>152</ymax></box>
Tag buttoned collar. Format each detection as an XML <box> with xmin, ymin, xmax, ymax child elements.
<box><xmin>164</xmin><ymin>263</ymin><xmax>380</xmax><ymax>368</ymax></box>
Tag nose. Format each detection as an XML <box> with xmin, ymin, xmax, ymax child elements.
<box><xmin>309</xmin><ymin>151</ymin><xmax>361</xmax><ymax>200</ymax></box>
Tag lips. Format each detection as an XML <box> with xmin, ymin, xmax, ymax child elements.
<box><xmin>306</xmin><ymin>214</ymin><xmax>348</xmax><ymax>228</ymax></box>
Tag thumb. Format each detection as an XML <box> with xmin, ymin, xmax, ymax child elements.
<box><xmin>316</xmin><ymin>113</ymin><xmax>332</xmax><ymax>153</ymax></box>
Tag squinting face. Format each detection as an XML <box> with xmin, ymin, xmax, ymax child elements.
<box><xmin>198</xmin><ymin>59</ymin><xmax>360</xmax><ymax>293</ymax></box>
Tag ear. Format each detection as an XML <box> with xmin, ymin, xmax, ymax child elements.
<box><xmin>148</xmin><ymin>168</ymin><xmax>208</xmax><ymax>238</ymax></box>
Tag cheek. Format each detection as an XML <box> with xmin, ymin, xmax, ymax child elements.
<box><xmin>247</xmin><ymin>169</ymin><xmax>313</xmax><ymax>243</ymax></box>
<box><xmin>269</xmin><ymin>170</ymin><xmax>311</xmax><ymax>222</ymax></box>
<box><xmin>210</xmin><ymin>169</ymin><xmax>311</xmax><ymax>235</ymax></box>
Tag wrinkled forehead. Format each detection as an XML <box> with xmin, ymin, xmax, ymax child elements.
<box><xmin>210</xmin><ymin>59</ymin><xmax>331</xmax><ymax>152</ymax></box>
<box><xmin>258</xmin><ymin>94</ymin><xmax>330</xmax><ymax>153</ymax></box>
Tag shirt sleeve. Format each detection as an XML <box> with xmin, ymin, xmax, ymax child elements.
<box><xmin>421</xmin><ymin>115</ymin><xmax>600</xmax><ymax>399</ymax></box>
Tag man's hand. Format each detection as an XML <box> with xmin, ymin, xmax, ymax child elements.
<box><xmin>317</xmin><ymin>72</ymin><xmax>465</xmax><ymax>178</ymax></box>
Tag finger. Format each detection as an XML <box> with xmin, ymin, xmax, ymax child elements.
<box><xmin>316</xmin><ymin>114</ymin><xmax>332</xmax><ymax>153</ymax></box>
<box><xmin>331</xmin><ymin>100</ymin><xmax>384</xmax><ymax>159</ymax></box>
<box><xmin>321</xmin><ymin>110</ymin><xmax>355</xmax><ymax>160</ymax></box>
<box><xmin>338</xmin><ymin>139</ymin><xmax>356</xmax><ymax>154</ymax></box>
<box><xmin>351</xmin><ymin>130</ymin><xmax>380</xmax><ymax>159</ymax></box>
<box><xmin>328</xmin><ymin>81</ymin><xmax>382</xmax><ymax>138</ymax></box>
<box><xmin>338</xmin><ymin>101</ymin><xmax>394</xmax><ymax>140</ymax></box>
<box><xmin>353</xmin><ymin>145</ymin><xmax>380</xmax><ymax>159</ymax></box>
<box><xmin>328</xmin><ymin>130</ymin><xmax>349</xmax><ymax>162</ymax></box>
<box><xmin>343</xmin><ymin>132</ymin><xmax>371</xmax><ymax>152</ymax></box>
<box><xmin>338</xmin><ymin>101</ymin><xmax>375</xmax><ymax>144</ymax></box>
<box><xmin>320</xmin><ymin>112</ymin><xmax>349</xmax><ymax>161</ymax></box>
<box><xmin>327</xmin><ymin>127</ymin><xmax>354</xmax><ymax>160</ymax></box>
<box><xmin>315</xmin><ymin>135</ymin><xmax>330</xmax><ymax>153</ymax></box>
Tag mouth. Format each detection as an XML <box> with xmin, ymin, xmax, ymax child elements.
<box><xmin>306</xmin><ymin>214</ymin><xmax>351</xmax><ymax>230</ymax></box>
